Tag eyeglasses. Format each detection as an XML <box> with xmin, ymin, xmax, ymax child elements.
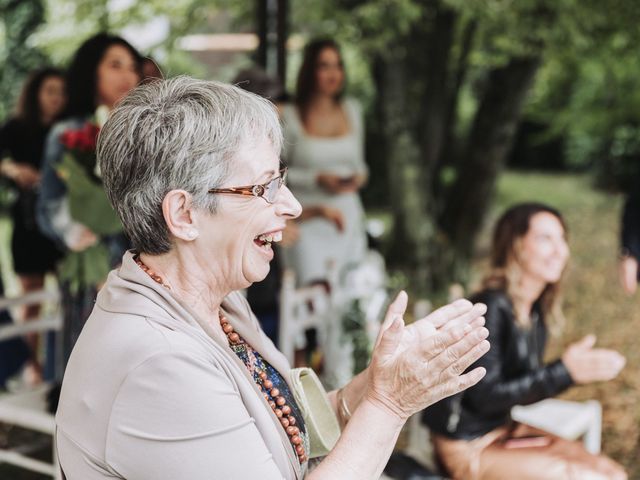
<box><xmin>208</xmin><ymin>167</ymin><xmax>288</xmax><ymax>204</ymax></box>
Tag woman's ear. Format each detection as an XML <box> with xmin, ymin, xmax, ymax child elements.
<box><xmin>162</xmin><ymin>190</ymin><xmax>199</xmax><ymax>241</ymax></box>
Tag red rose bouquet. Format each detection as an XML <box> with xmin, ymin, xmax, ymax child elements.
<box><xmin>55</xmin><ymin>115</ymin><xmax>122</xmax><ymax>289</ymax></box>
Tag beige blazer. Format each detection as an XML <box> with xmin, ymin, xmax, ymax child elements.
<box><xmin>56</xmin><ymin>251</ymin><xmax>303</xmax><ymax>479</ymax></box>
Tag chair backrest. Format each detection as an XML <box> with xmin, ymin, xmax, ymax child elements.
<box><xmin>278</xmin><ymin>270</ymin><xmax>333</xmax><ymax>365</ymax></box>
<box><xmin>0</xmin><ymin>288</ymin><xmax>63</xmax><ymax>479</ymax></box>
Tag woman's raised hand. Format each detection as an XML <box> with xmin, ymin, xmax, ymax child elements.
<box><xmin>365</xmin><ymin>291</ymin><xmax>490</xmax><ymax>421</ymax></box>
<box><xmin>562</xmin><ymin>334</ymin><xmax>626</xmax><ymax>384</ymax></box>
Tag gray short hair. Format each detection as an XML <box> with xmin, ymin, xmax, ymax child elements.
<box><xmin>97</xmin><ymin>76</ymin><xmax>283</xmax><ymax>254</ymax></box>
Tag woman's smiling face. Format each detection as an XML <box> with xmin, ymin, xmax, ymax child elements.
<box><xmin>198</xmin><ymin>138</ymin><xmax>301</xmax><ymax>290</ymax></box>
<box><xmin>517</xmin><ymin>211</ymin><xmax>569</xmax><ymax>285</ymax></box>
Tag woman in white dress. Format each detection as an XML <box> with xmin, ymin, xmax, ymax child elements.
<box><xmin>281</xmin><ymin>39</ymin><xmax>368</xmax><ymax>287</ymax></box>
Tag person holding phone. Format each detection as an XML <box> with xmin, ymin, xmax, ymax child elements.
<box><xmin>280</xmin><ymin>39</ymin><xmax>368</xmax><ymax>287</ymax></box>
<box><xmin>423</xmin><ymin>203</ymin><xmax>627</xmax><ymax>480</ymax></box>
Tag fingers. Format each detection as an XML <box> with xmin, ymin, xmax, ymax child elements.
<box><xmin>576</xmin><ymin>334</ymin><xmax>597</xmax><ymax>349</ymax></box>
<box><xmin>439</xmin><ymin>303</ymin><xmax>487</xmax><ymax>332</ymax></box>
<box><xmin>412</xmin><ymin>302</ymin><xmax>486</xmax><ymax>345</ymax></box>
<box><xmin>420</xmin><ymin>299</ymin><xmax>473</xmax><ymax>328</ymax></box>
<box><xmin>419</xmin><ymin>322</ymin><xmax>487</xmax><ymax>363</ymax></box>
<box><xmin>429</xmin><ymin>327</ymin><xmax>490</xmax><ymax>372</ymax></box>
<box><xmin>383</xmin><ymin>291</ymin><xmax>408</xmax><ymax>326</ymax></box>
<box><xmin>374</xmin><ymin>291</ymin><xmax>408</xmax><ymax>348</ymax></box>
<box><xmin>417</xmin><ymin>300</ymin><xmax>486</xmax><ymax>338</ymax></box>
<box><xmin>440</xmin><ymin>339</ymin><xmax>490</xmax><ymax>378</ymax></box>
<box><xmin>571</xmin><ymin>348</ymin><xmax>626</xmax><ymax>382</ymax></box>
<box><xmin>428</xmin><ymin>367</ymin><xmax>487</xmax><ymax>406</ymax></box>
<box><xmin>589</xmin><ymin>349</ymin><xmax>626</xmax><ymax>371</ymax></box>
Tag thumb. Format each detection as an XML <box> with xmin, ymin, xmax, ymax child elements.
<box><xmin>383</xmin><ymin>290</ymin><xmax>408</xmax><ymax>325</ymax></box>
<box><xmin>576</xmin><ymin>334</ymin><xmax>596</xmax><ymax>350</ymax></box>
<box><xmin>375</xmin><ymin>291</ymin><xmax>408</xmax><ymax>348</ymax></box>
<box><xmin>375</xmin><ymin>315</ymin><xmax>404</xmax><ymax>358</ymax></box>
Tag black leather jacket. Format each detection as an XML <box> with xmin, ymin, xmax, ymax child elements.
<box><xmin>422</xmin><ymin>289</ymin><xmax>574</xmax><ymax>440</ymax></box>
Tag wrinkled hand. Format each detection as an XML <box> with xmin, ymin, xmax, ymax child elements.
<box><xmin>562</xmin><ymin>334</ymin><xmax>626</xmax><ymax>384</ymax></box>
<box><xmin>619</xmin><ymin>256</ymin><xmax>638</xmax><ymax>295</ymax></box>
<box><xmin>365</xmin><ymin>291</ymin><xmax>490</xmax><ymax>421</ymax></box>
<box><xmin>321</xmin><ymin>206</ymin><xmax>345</xmax><ymax>232</ymax></box>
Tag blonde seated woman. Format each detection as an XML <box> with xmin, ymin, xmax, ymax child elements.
<box><xmin>423</xmin><ymin>203</ymin><xmax>627</xmax><ymax>480</ymax></box>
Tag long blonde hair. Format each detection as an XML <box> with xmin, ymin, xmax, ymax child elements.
<box><xmin>482</xmin><ymin>203</ymin><xmax>567</xmax><ymax>333</ymax></box>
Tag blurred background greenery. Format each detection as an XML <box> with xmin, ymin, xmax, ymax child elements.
<box><xmin>1</xmin><ymin>0</ymin><xmax>639</xmax><ymax>476</ymax></box>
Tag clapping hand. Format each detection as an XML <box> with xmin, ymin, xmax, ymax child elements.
<box><xmin>365</xmin><ymin>292</ymin><xmax>490</xmax><ymax>421</ymax></box>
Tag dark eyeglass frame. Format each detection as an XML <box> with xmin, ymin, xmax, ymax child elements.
<box><xmin>208</xmin><ymin>167</ymin><xmax>288</xmax><ymax>204</ymax></box>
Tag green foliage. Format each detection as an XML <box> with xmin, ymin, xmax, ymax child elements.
<box><xmin>0</xmin><ymin>0</ymin><xmax>48</xmax><ymax>120</ymax></box>
<box><xmin>522</xmin><ymin>0</ymin><xmax>640</xmax><ymax>190</ymax></box>
<box><xmin>341</xmin><ymin>299</ymin><xmax>370</xmax><ymax>374</ymax></box>
<box><xmin>29</xmin><ymin>0</ymin><xmax>220</xmax><ymax>75</ymax></box>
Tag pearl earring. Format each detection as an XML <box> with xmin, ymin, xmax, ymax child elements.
<box><xmin>187</xmin><ymin>230</ymin><xmax>198</xmax><ymax>240</ymax></box>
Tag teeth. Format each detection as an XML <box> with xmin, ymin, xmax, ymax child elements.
<box><xmin>257</xmin><ymin>232</ymin><xmax>282</xmax><ymax>243</ymax></box>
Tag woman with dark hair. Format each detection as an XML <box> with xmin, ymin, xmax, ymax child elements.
<box><xmin>423</xmin><ymin>203</ymin><xmax>627</xmax><ymax>480</ymax></box>
<box><xmin>281</xmin><ymin>39</ymin><xmax>368</xmax><ymax>287</ymax></box>
<box><xmin>0</xmin><ymin>67</ymin><xmax>65</xmax><ymax>381</ymax></box>
<box><xmin>37</xmin><ymin>33</ymin><xmax>142</xmax><ymax>365</ymax></box>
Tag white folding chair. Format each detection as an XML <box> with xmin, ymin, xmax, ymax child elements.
<box><xmin>278</xmin><ymin>269</ymin><xmax>333</xmax><ymax>367</ymax></box>
<box><xmin>511</xmin><ymin>398</ymin><xmax>602</xmax><ymax>453</ymax></box>
<box><xmin>0</xmin><ymin>288</ymin><xmax>63</xmax><ymax>479</ymax></box>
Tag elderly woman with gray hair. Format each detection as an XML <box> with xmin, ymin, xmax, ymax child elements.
<box><xmin>55</xmin><ymin>76</ymin><xmax>490</xmax><ymax>479</ymax></box>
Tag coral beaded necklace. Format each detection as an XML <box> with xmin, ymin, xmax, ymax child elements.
<box><xmin>134</xmin><ymin>255</ymin><xmax>307</xmax><ymax>463</ymax></box>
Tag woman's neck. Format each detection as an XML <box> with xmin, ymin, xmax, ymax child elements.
<box><xmin>308</xmin><ymin>93</ymin><xmax>338</xmax><ymax>112</ymax></box>
<box><xmin>40</xmin><ymin>113</ymin><xmax>54</xmax><ymax>126</ymax></box>
<box><xmin>515</xmin><ymin>273</ymin><xmax>546</xmax><ymax>318</ymax></box>
<box><xmin>139</xmin><ymin>250</ymin><xmax>230</xmax><ymax>335</ymax></box>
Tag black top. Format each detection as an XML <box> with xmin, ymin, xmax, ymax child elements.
<box><xmin>0</xmin><ymin>117</ymin><xmax>62</xmax><ymax>274</ymax></box>
<box><xmin>422</xmin><ymin>288</ymin><xmax>574</xmax><ymax>440</ymax></box>
<box><xmin>0</xmin><ymin>118</ymin><xmax>49</xmax><ymax>168</ymax></box>
<box><xmin>622</xmin><ymin>193</ymin><xmax>640</xmax><ymax>262</ymax></box>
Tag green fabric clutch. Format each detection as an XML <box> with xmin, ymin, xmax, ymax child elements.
<box><xmin>289</xmin><ymin>367</ymin><xmax>341</xmax><ymax>458</ymax></box>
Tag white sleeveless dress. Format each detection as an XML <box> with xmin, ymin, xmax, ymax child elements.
<box><xmin>280</xmin><ymin>99</ymin><xmax>368</xmax><ymax>286</ymax></box>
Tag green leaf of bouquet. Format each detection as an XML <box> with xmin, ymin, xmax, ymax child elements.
<box><xmin>57</xmin><ymin>153</ymin><xmax>122</xmax><ymax>235</ymax></box>
<box><xmin>58</xmin><ymin>244</ymin><xmax>112</xmax><ymax>293</ymax></box>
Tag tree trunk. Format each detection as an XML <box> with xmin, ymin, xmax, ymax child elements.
<box><xmin>435</xmin><ymin>18</ymin><xmax>477</xmax><ymax>197</ymax></box>
<box><xmin>417</xmin><ymin>5</ymin><xmax>457</xmax><ymax>188</ymax></box>
<box><xmin>441</xmin><ymin>56</ymin><xmax>542</xmax><ymax>274</ymax></box>
<box><xmin>373</xmin><ymin>53</ymin><xmax>434</xmax><ymax>293</ymax></box>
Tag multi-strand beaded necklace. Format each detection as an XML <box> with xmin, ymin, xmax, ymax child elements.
<box><xmin>135</xmin><ymin>256</ymin><xmax>308</xmax><ymax>464</ymax></box>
